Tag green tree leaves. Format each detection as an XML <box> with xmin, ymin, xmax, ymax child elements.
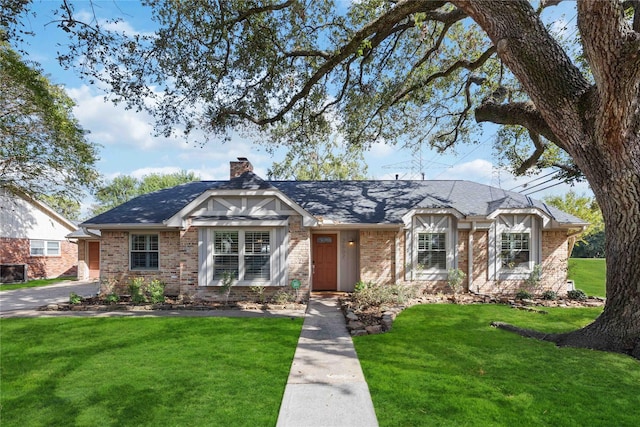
<box><xmin>0</xmin><ymin>41</ymin><xmax>100</xmax><ymax>202</ymax></box>
<box><xmin>91</xmin><ymin>170</ymin><xmax>199</xmax><ymax>216</ymax></box>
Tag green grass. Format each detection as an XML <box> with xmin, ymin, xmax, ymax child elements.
<box><xmin>0</xmin><ymin>277</ymin><xmax>77</xmax><ymax>292</ymax></box>
<box><xmin>568</xmin><ymin>258</ymin><xmax>606</xmax><ymax>297</ymax></box>
<box><xmin>354</xmin><ymin>304</ymin><xmax>640</xmax><ymax>427</ymax></box>
<box><xmin>0</xmin><ymin>317</ymin><xmax>303</xmax><ymax>426</ymax></box>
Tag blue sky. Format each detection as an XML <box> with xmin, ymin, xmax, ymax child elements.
<box><xmin>19</xmin><ymin>1</ymin><xmax>591</xmax><ymax>212</ymax></box>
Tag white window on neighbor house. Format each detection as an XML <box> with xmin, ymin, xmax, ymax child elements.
<box><xmin>212</xmin><ymin>230</ymin><xmax>271</xmax><ymax>281</ymax></box>
<box><xmin>30</xmin><ymin>240</ymin><xmax>60</xmax><ymax>256</ymax></box>
<box><xmin>130</xmin><ymin>234</ymin><xmax>159</xmax><ymax>270</ymax></box>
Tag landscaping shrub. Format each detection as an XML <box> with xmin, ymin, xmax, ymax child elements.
<box><xmin>271</xmin><ymin>289</ymin><xmax>295</xmax><ymax>305</ymax></box>
<box><xmin>568</xmin><ymin>289</ymin><xmax>588</xmax><ymax>301</ymax></box>
<box><xmin>447</xmin><ymin>268</ymin><xmax>466</xmax><ymax>294</ymax></box>
<box><xmin>146</xmin><ymin>279</ymin><xmax>166</xmax><ymax>304</ymax></box>
<box><xmin>541</xmin><ymin>290</ymin><xmax>558</xmax><ymax>300</ymax></box>
<box><xmin>515</xmin><ymin>290</ymin><xmax>533</xmax><ymax>300</ymax></box>
<box><xmin>351</xmin><ymin>282</ymin><xmax>418</xmax><ymax>311</ymax></box>
<box><xmin>250</xmin><ymin>285</ymin><xmax>267</xmax><ymax>304</ymax></box>
<box><xmin>127</xmin><ymin>277</ymin><xmax>167</xmax><ymax>304</ymax></box>
<box><xmin>105</xmin><ymin>293</ymin><xmax>119</xmax><ymax>304</ymax></box>
<box><xmin>218</xmin><ymin>271</ymin><xmax>235</xmax><ymax>306</ymax></box>
<box><xmin>128</xmin><ymin>277</ymin><xmax>147</xmax><ymax>304</ymax></box>
<box><xmin>69</xmin><ymin>292</ymin><xmax>81</xmax><ymax>304</ymax></box>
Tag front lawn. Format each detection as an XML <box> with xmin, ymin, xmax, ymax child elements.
<box><xmin>0</xmin><ymin>277</ymin><xmax>77</xmax><ymax>292</ymax></box>
<box><xmin>568</xmin><ymin>258</ymin><xmax>606</xmax><ymax>297</ymax></box>
<box><xmin>0</xmin><ymin>316</ymin><xmax>303</xmax><ymax>426</ymax></box>
<box><xmin>354</xmin><ymin>304</ymin><xmax>640</xmax><ymax>427</ymax></box>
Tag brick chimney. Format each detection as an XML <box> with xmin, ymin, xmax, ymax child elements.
<box><xmin>230</xmin><ymin>157</ymin><xmax>253</xmax><ymax>178</ymax></box>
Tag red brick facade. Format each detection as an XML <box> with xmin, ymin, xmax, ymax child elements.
<box><xmin>0</xmin><ymin>237</ymin><xmax>77</xmax><ymax>280</ymax></box>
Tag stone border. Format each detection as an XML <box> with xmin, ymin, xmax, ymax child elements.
<box><xmin>40</xmin><ymin>301</ymin><xmax>307</xmax><ymax>312</ymax></box>
<box><xmin>341</xmin><ymin>293</ymin><xmax>606</xmax><ymax>336</ymax></box>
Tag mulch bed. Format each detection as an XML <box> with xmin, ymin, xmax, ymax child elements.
<box><xmin>40</xmin><ymin>296</ymin><xmax>307</xmax><ymax>312</ymax></box>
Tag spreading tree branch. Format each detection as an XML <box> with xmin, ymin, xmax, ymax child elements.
<box><xmin>475</xmin><ymin>100</ymin><xmax>562</xmax><ymax>149</ymax></box>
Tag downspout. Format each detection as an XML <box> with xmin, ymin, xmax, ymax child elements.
<box><xmin>468</xmin><ymin>221</ymin><xmax>477</xmax><ymax>293</ymax></box>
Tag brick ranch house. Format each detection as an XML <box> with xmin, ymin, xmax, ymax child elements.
<box><xmin>74</xmin><ymin>158</ymin><xmax>587</xmax><ymax>301</ymax></box>
<box><xmin>1</xmin><ymin>188</ymin><xmax>78</xmax><ymax>282</ymax></box>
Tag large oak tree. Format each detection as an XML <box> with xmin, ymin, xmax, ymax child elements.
<box><xmin>37</xmin><ymin>0</ymin><xmax>640</xmax><ymax>357</ymax></box>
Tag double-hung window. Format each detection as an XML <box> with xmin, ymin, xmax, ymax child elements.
<box><xmin>417</xmin><ymin>233</ymin><xmax>446</xmax><ymax>270</ymax></box>
<box><xmin>495</xmin><ymin>214</ymin><xmax>539</xmax><ymax>278</ymax></box>
<box><xmin>212</xmin><ymin>230</ymin><xmax>271</xmax><ymax>282</ymax></box>
<box><xmin>213</xmin><ymin>231</ymin><xmax>239</xmax><ymax>279</ymax></box>
<box><xmin>244</xmin><ymin>231</ymin><xmax>271</xmax><ymax>280</ymax></box>
<box><xmin>30</xmin><ymin>240</ymin><xmax>60</xmax><ymax>256</ymax></box>
<box><xmin>501</xmin><ymin>232</ymin><xmax>530</xmax><ymax>269</ymax></box>
<box><xmin>130</xmin><ymin>234</ymin><xmax>159</xmax><ymax>270</ymax></box>
<box><xmin>409</xmin><ymin>215</ymin><xmax>454</xmax><ymax>280</ymax></box>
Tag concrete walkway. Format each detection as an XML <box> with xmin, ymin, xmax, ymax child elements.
<box><xmin>277</xmin><ymin>295</ymin><xmax>379</xmax><ymax>427</ymax></box>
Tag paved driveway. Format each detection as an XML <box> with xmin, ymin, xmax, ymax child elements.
<box><xmin>0</xmin><ymin>280</ymin><xmax>100</xmax><ymax>313</ymax></box>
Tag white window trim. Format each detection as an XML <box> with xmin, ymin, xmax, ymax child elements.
<box><xmin>408</xmin><ymin>215</ymin><xmax>456</xmax><ymax>281</ymax></box>
<box><xmin>202</xmin><ymin>228</ymin><xmax>282</xmax><ymax>286</ymax></box>
<box><xmin>129</xmin><ymin>233</ymin><xmax>160</xmax><ymax>271</ymax></box>
<box><xmin>30</xmin><ymin>240</ymin><xmax>61</xmax><ymax>257</ymax></box>
<box><xmin>495</xmin><ymin>215</ymin><xmax>539</xmax><ymax>280</ymax></box>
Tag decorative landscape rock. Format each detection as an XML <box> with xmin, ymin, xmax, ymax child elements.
<box><xmin>340</xmin><ymin>293</ymin><xmax>605</xmax><ymax>336</ymax></box>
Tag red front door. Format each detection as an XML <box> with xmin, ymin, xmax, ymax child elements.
<box><xmin>312</xmin><ymin>234</ymin><xmax>337</xmax><ymax>291</ymax></box>
<box><xmin>88</xmin><ymin>241</ymin><xmax>100</xmax><ymax>279</ymax></box>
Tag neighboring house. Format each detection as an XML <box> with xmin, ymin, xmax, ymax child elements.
<box><xmin>75</xmin><ymin>158</ymin><xmax>587</xmax><ymax>300</ymax></box>
<box><xmin>0</xmin><ymin>188</ymin><xmax>78</xmax><ymax>282</ymax></box>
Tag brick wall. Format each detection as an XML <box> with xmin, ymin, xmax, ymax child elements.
<box><xmin>541</xmin><ymin>230</ymin><xmax>569</xmax><ymax>293</ymax></box>
<box><xmin>0</xmin><ymin>237</ymin><xmax>77</xmax><ymax>280</ymax></box>
<box><xmin>471</xmin><ymin>230</ymin><xmax>494</xmax><ymax>294</ymax></box>
<box><xmin>360</xmin><ymin>230</ymin><xmax>396</xmax><ymax>285</ymax></box>
<box><xmin>99</xmin><ymin>217</ymin><xmax>312</xmax><ymax>302</ymax></box>
<box><xmin>287</xmin><ymin>215</ymin><xmax>310</xmax><ymax>297</ymax></box>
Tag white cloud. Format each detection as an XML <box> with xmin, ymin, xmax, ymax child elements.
<box><xmin>368</xmin><ymin>141</ymin><xmax>396</xmax><ymax>158</ymax></box>
<box><xmin>432</xmin><ymin>159</ymin><xmax>494</xmax><ymax>182</ymax></box>
<box><xmin>68</xmin><ymin>85</ymin><xmax>162</xmax><ymax>149</ymax></box>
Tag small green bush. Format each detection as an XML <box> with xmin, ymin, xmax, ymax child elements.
<box><xmin>250</xmin><ymin>285</ymin><xmax>267</xmax><ymax>304</ymax></box>
<box><xmin>354</xmin><ymin>280</ymin><xmax>367</xmax><ymax>292</ymax></box>
<box><xmin>69</xmin><ymin>292</ymin><xmax>82</xmax><ymax>304</ymax></box>
<box><xmin>447</xmin><ymin>268</ymin><xmax>466</xmax><ymax>294</ymax></box>
<box><xmin>515</xmin><ymin>290</ymin><xmax>533</xmax><ymax>300</ymax></box>
<box><xmin>147</xmin><ymin>279</ymin><xmax>166</xmax><ymax>304</ymax></box>
<box><xmin>126</xmin><ymin>277</ymin><xmax>166</xmax><ymax>304</ymax></box>
<box><xmin>568</xmin><ymin>289</ymin><xmax>588</xmax><ymax>301</ymax></box>
<box><xmin>272</xmin><ymin>289</ymin><xmax>295</xmax><ymax>305</ymax></box>
<box><xmin>351</xmin><ymin>282</ymin><xmax>418</xmax><ymax>310</ymax></box>
<box><xmin>105</xmin><ymin>293</ymin><xmax>119</xmax><ymax>304</ymax></box>
<box><xmin>541</xmin><ymin>290</ymin><xmax>558</xmax><ymax>300</ymax></box>
<box><xmin>129</xmin><ymin>277</ymin><xmax>147</xmax><ymax>304</ymax></box>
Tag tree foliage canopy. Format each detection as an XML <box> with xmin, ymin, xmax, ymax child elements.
<box><xmin>46</xmin><ymin>0</ymin><xmax>578</xmax><ymax>178</ymax></box>
<box><xmin>0</xmin><ymin>40</ymin><xmax>100</xmax><ymax>202</ymax></box>
<box><xmin>91</xmin><ymin>171</ymin><xmax>200</xmax><ymax>216</ymax></box>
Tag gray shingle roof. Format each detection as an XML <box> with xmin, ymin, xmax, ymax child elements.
<box><xmin>82</xmin><ymin>172</ymin><xmax>585</xmax><ymax>226</ymax></box>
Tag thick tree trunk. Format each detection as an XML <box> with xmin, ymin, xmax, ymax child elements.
<box><xmin>556</xmin><ymin>124</ymin><xmax>640</xmax><ymax>357</ymax></box>
<box><xmin>455</xmin><ymin>0</ymin><xmax>640</xmax><ymax>358</ymax></box>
